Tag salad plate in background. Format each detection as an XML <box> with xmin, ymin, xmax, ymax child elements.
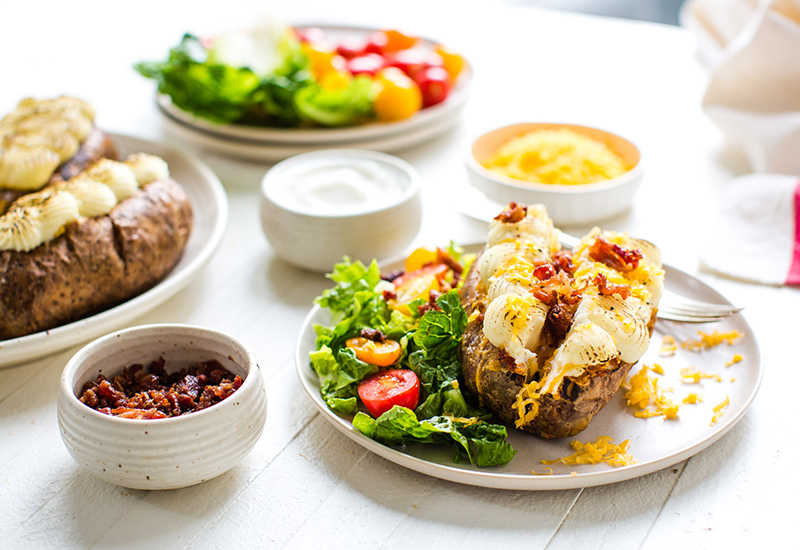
<box><xmin>141</xmin><ymin>24</ymin><xmax>471</xmax><ymax>151</ymax></box>
<box><xmin>295</xmin><ymin>243</ymin><xmax>762</xmax><ymax>490</ymax></box>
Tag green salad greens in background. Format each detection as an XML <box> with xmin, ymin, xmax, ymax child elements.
<box><xmin>309</xmin><ymin>254</ymin><xmax>517</xmax><ymax>468</ymax></box>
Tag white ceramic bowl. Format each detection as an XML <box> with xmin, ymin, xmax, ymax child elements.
<box><xmin>260</xmin><ymin>149</ymin><xmax>422</xmax><ymax>272</ymax></box>
<box><xmin>463</xmin><ymin>122</ymin><xmax>643</xmax><ymax>225</ymax></box>
<box><xmin>57</xmin><ymin>324</ymin><xmax>267</xmax><ymax>490</ymax></box>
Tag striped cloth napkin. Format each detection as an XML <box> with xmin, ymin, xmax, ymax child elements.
<box><xmin>697</xmin><ymin>174</ymin><xmax>800</xmax><ymax>285</ymax></box>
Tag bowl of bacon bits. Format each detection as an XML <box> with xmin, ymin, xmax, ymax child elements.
<box><xmin>57</xmin><ymin>324</ymin><xmax>267</xmax><ymax>490</ymax></box>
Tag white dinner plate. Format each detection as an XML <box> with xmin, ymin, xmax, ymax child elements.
<box><xmin>295</xmin><ymin>243</ymin><xmax>763</xmax><ymax>490</ymax></box>
<box><xmin>0</xmin><ymin>134</ymin><xmax>228</xmax><ymax>368</ymax></box>
<box><xmin>161</xmin><ymin>110</ymin><xmax>462</xmax><ymax>163</ymax></box>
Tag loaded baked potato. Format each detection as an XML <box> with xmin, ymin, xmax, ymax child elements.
<box><xmin>460</xmin><ymin>203</ymin><xmax>664</xmax><ymax>439</ymax></box>
<box><xmin>0</xmin><ymin>153</ymin><xmax>193</xmax><ymax>340</ymax></box>
<box><xmin>0</xmin><ymin>96</ymin><xmax>118</xmax><ymax>213</ymax></box>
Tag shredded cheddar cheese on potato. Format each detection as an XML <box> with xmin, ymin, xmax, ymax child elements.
<box><xmin>660</xmin><ymin>335</ymin><xmax>677</xmax><ymax>356</ymax></box>
<box><xmin>541</xmin><ymin>436</ymin><xmax>636</xmax><ymax>467</ymax></box>
<box><xmin>679</xmin><ymin>366</ymin><xmax>723</xmax><ymax>383</ymax></box>
<box><xmin>710</xmin><ymin>395</ymin><xmax>730</xmax><ymax>426</ymax></box>
<box><xmin>681</xmin><ymin>329</ymin><xmax>743</xmax><ymax>351</ymax></box>
<box><xmin>512</xmin><ymin>380</ymin><xmax>542</xmax><ymax>428</ymax></box>
<box><xmin>725</xmin><ymin>354</ymin><xmax>743</xmax><ymax>367</ymax></box>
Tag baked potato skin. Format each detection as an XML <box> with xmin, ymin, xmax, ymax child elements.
<box><xmin>459</xmin><ymin>251</ymin><xmax>646</xmax><ymax>439</ymax></box>
<box><xmin>0</xmin><ymin>178</ymin><xmax>192</xmax><ymax>340</ymax></box>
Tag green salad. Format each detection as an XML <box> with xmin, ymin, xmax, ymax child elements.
<box><xmin>309</xmin><ymin>251</ymin><xmax>516</xmax><ymax>468</ymax></box>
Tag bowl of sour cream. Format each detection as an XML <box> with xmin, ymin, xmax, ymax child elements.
<box><xmin>260</xmin><ymin>149</ymin><xmax>422</xmax><ymax>272</ymax></box>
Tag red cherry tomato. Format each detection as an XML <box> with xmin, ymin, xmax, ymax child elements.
<box><xmin>384</xmin><ymin>49</ymin><xmax>444</xmax><ymax>78</ymax></box>
<box><xmin>336</xmin><ymin>36</ymin><xmax>366</xmax><ymax>59</ymax></box>
<box><xmin>346</xmin><ymin>53</ymin><xmax>385</xmax><ymax>76</ymax></box>
<box><xmin>357</xmin><ymin>369</ymin><xmax>420</xmax><ymax>418</ymax></box>
<box><xmin>414</xmin><ymin>66</ymin><xmax>451</xmax><ymax>108</ymax></box>
<box><xmin>295</xmin><ymin>27</ymin><xmax>326</xmax><ymax>44</ymax></box>
<box><xmin>364</xmin><ymin>31</ymin><xmax>389</xmax><ymax>54</ymax></box>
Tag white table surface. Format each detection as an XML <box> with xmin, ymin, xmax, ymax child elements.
<box><xmin>0</xmin><ymin>1</ymin><xmax>794</xmax><ymax>548</ymax></box>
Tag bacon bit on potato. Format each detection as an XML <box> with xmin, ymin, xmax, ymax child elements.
<box><xmin>589</xmin><ymin>235</ymin><xmax>642</xmax><ymax>272</ymax></box>
<box><xmin>494</xmin><ymin>201</ymin><xmax>527</xmax><ymax>223</ymax></box>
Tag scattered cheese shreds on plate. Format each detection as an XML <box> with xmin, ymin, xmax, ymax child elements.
<box><xmin>725</xmin><ymin>354</ymin><xmax>743</xmax><ymax>367</ymax></box>
<box><xmin>710</xmin><ymin>395</ymin><xmax>730</xmax><ymax>426</ymax></box>
<box><xmin>531</xmin><ymin>467</ymin><xmax>554</xmax><ymax>476</ymax></box>
<box><xmin>659</xmin><ymin>335</ymin><xmax>677</xmax><ymax>356</ymax></box>
<box><xmin>541</xmin><ymin>436</ymin><xmax>636</xmax><ymax>468</ymax></box>
<box><xmin>623</xmin><ymin>364</ymin><xmax>682</xmax><ymax>419</ymax></box>
<box><xmin>681</xmin><ymin>329</ymin><xmax>744</xmax><ymax>352</ymax></box>
<box><xmin>680</xmin><ymin>365</ymin><xmax>723</xmax><ymax>383</ymax></box>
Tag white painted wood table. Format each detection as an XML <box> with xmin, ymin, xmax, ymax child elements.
<box><xmin>0</xmin><ymin>1</ymin><xmax>793</xmax><ymax>548</ymax></box>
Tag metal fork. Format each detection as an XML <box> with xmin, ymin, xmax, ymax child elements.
<box><xmin>558</xmin><ymin>232</ymin><xmax>743</xmax><ymax>323</ymax></box>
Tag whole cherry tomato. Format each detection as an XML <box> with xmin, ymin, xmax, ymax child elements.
<box><xmin>414</xmin><ymin>66</ymin><xmax>451</xmax><ymax>108</ymax></box>
<box><xmin>346</xmin><ymin>337</ymin><xmax>402</xmax><ymax>367</ymax></box>
<box><xmin>336</xmin><ymin>36</ymin><xmax>366</xmax><ymax>59</ymax></box>
<box><xmin>364</xmin><ymin>31</ymin><xmax>389</xmax><ymax>54</ymax></box>
<box><xmin>357</xmin><ymin>369</ymin><xmax>420</xmax><ymax>418</ymax></box>
<box><xmin>384</xmin><ymin>49</ymin><xmax>444</xmax><ymax>78</ymax></box>
<box><xmin>346</xmin><ymin>53</ymin><xmax>385</xmax><ymax>76</ymax></box>
<box><xmin>433</xmin><ymin>44</ymin><xmax>465</xmax><ymax>83</ymax></box>
<box><xmin>373</xmin><ymin>67</ymin><xmax>423</xmax><ymax>122</ymax></box>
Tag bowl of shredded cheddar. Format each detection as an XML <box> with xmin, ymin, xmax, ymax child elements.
<box><xmin>464</xmin><ymin>123</ymin><xmax>643</xmax><ymax>225</ymax></box>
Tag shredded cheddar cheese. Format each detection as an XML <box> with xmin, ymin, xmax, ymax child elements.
<box><xmin>682</xmin><ymin>393</ymin><xmax>702</xmax><ymax>404</ymax></box>
<box><xmin>660</xmin><ymin>335</ymin><xmax>677</xmax><ymax>356</ymax></box>
<box><xmin>623</xmin><ymin>365</ymin><xmax>681</xmax><ymax>419</ymax></box>
<box><xmin>681</xmin><ymin>329</ymin><xmax>743</xmax><ymax>351</ymax></box>
<box><xmin>541</xmin><ymin>436</ymin><xmax>636</xmax><ymax>467</ymax></box>
<box><xmin>531</xmin><ymin>467</ymin><xmax>554</xmax><ymax>476</ymax></box>
<box><xmin>679</xmin><ymin>366</ymin><xmax>723</xmax><ymax>384</ymax></box>
<box><xmin>512</xmin><ymin>380</ymin><xmax>542</xmax><ymax>428</ymax></box>
<box><xmin>651</xmin><ymin>363</ymin><xmax>665</xmax><ymax>375</ymax></box>
<box><xmin>725</xmin><ymin>354</ymin><xmax>743</xmax><ymax>367</ymax></box>
<box><xmin>710</xmin><ymin>395</ymin><xmax>730</xmax><ymax>426</ymax></box>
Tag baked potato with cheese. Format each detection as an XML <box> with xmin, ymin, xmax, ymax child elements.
<box><xmin>0</xmin><ymin>154</ymin><xmax>192</xmax><ymax>340</ymax></box>
<box><xmin>459</xmin><ymin>203</ymin><xmax>664</xmax><ymax>439</ymax></box>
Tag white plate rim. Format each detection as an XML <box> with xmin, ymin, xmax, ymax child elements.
<box><xmin>0</xmin><ymin>133</ymin><xmax>228</xmax><ymax>368</ymax></box>
<box><xmin>294</xmin><ymin>241</ymin><xmax>763</xmax><ymax>490</ymax></box>
<box><xmin>154</xmin><ymin>24</ymin><xmax>472</xmax><ymax>145</ymax></box>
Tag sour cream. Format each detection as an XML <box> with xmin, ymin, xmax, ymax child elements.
<box><xmin>268</xmin><ymin>156</ymin><xmax>409</xmax><ymax>216</ymax></box>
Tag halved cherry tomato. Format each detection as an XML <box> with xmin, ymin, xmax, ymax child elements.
<box><xmin>389</xmin><ymin>263</ymin><xmax>448</xmax><ymax>315</ymax></box>
<box><xmin>384</xmin><ymin>49</ymin><xmax>444</xmax><ymax>78</ymax></box>
<box><xmin>382</xmin><ymin>30</ymin><xmax>417</xmax><ymax>53</ymax></box>
<box><xmin>414</xmin><ymin>66</ymin><xmax>451</xmax><ymax>108</ymax></box>
<box><xmin>373</xmin><ymin>67</ymin><xmax>422</xmax><ymax>122</ymax></box>
<box><xmin>346</xmin><ymin>53</ymin><xmax>385</xmax><ymax>76</ymax></box>
<box><xmin>433</xmin><ymin>44</ymin><xmax>465</xmax><ymax>83</ymax></box>
<box><xmin>358</xmin><ymin>369</ymin><xmax>420</xmax><ymax>418</ymax></box>
<box><xmin>346</xmin><ymin>337</ymin><xmax>402</xmax><ymax>367</ymax></box>
<box><xmin>405</xmin><ymin>246</ymin><xmax>439</xmax><ymax>272</ymax></box>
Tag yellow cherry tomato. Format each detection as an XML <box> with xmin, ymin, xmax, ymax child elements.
<box><xmin>405</xmin><ymin>246</ymin><xmax>439</xmax><ymax>272</ymax></box>
<box><xmin>389</xmin><ymin>264</ymin><xmax>448</xmax><ymax>315</ymax></box>
<box><xmin>346</xmin><ymin>337</ymin><xmax>402</xmax><ymax>367</ymax></box>
<box><xmin>373</xmin><ymin>67</ymin><xmax>422</xmax><ymax>122</ymax></box>
<box><xmin>320</xmin><ymin>69</ymin><xmax>351</xmax><ymax>90</ymax></box>
<box><xmin>302</xmin><ymin>42</ymin><xmax>340</xmax><ymax>79</ymax></box>
<box><xmin>382</xmin><ymin>30</ymin><xmax>417</xmax><ymax>53</ymax></box>
<box><xmin>433</xmin><ymin>45</ymin><xmax>465</xmax><ymax>84</ymax></box>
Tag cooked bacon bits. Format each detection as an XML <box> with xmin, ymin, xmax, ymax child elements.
<box><xmin>533</xmin><ymin>263</ymin><xmax>556</xmax><ymax>281</ymax></box>
<box><xmin>360</xmin><ymin>328</ymin><xmax>387</xmax><ymax>343</ymax></box>
<box><xmin>417</xmin><ymin>289</ymin><xmax>443</xmax><ymax>316</ymax></box>
<box><xmin>380</xmin><ymin>270</ymin><xmax>404</xmax><ymax>283</ymax></box>
<box><xmin>545</xmin><ymin>300</ymin><xmax>579</xmax><ymax>345</ymax></box>
<box><xmin>589</xmin><ymin>236</ymin><xmax>642</xmax><ymax>272</ymax></box>
<box><xmin>494</xmin><ymin>202</ymin><xmax>527</xmax><ymax>224</ymax></box>
<box><xmin>552</xmin><ymin>250</ymin><xmax>575</xmax><ymax>276</ymax></box>
<box><xmin>78</xmin><ymin>357</ymin><xmax>243</xmax><ymax>419</ymax></box>
<box><xmin>593</xmin><ymin>272</ymin><xmax>632</xmax><ymax>299</ymax></box>
<box><xmin>532</xmin><ymin>270</ymin><xmax>574</xmax><ymax>306</ymax></box>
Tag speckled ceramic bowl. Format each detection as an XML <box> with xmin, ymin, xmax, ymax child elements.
<box><xmin>260</xmin><ymin>149</ymin><xmax>422</xmax><ymax>273</ymax></box>
<box><xmin>57</xmin><ymin>324</ymin><xmax>267</xmax><ymax>490</ymax></box>
<box><xmin>464</xmin><ymin>122</ymin><xmax>644</xmax><ymax>225</ymax></box>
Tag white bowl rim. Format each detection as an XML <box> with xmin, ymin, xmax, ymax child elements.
<box><xmin>463</xmin><ymin>122</ymin><xmax>644</xmax><ymax>195</ymax></box>
<box><xmin>260</xmin><ymin>149</ymin><xmax>421</xmax><ymax>218</ymax></box>
<box><xmin>60</xmin><ymin>323</ymin><xmax>260</xmax><ymax>426</ymax></box>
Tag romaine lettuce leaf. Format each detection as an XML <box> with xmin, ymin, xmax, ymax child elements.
<box><xmin>294</xmin><ymin>75</ymin><xmax>375</xmax><ymax>127</ymax></box>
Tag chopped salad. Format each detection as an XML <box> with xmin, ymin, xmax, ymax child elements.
<box><xmin>309</xmin><ymin>244</ymin><xmax>516</xmax><ymax>468</ymax></box>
